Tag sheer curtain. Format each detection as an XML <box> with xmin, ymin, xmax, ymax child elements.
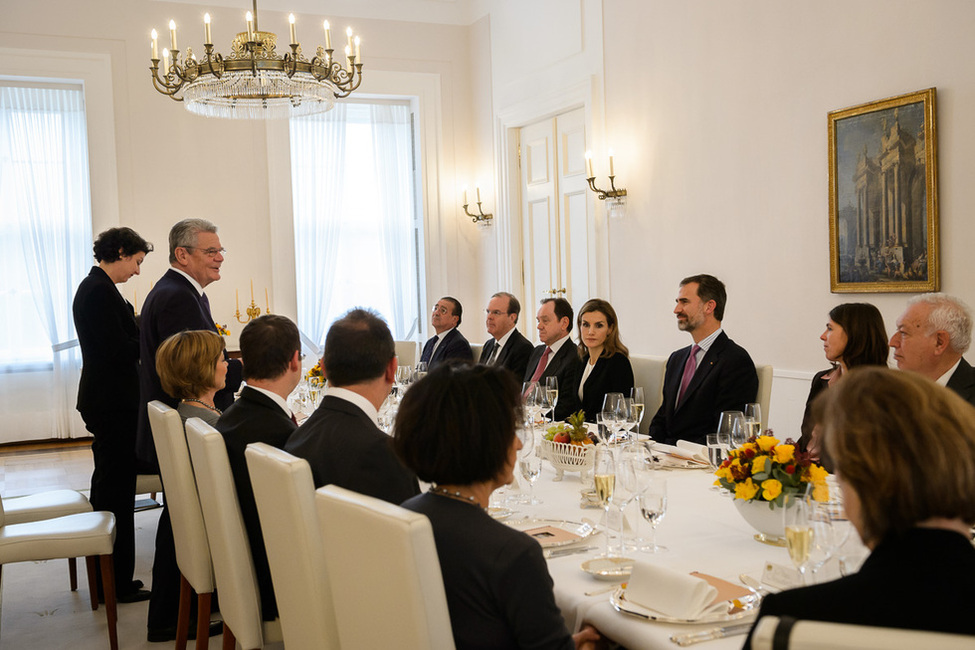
<box><xmin>370</xmin><ymin>103</ymin><xmax>418</xmax><ymax>340</ymax></box>
<box><xmin>290</xmin><ymin>104</ymin><xmax>347</xmax><ymax>351</ymax></box>
<box><xmin>0</xmin><ymin>84</ymin><xmax>91</xmax><ymax>438</ymax></box>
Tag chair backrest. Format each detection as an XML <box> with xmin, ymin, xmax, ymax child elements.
<box><xmin>395</xmin><ymin>340</ymin><xmax>418</xmax><ymax>369</ymax></box>
<box><xmin>315</xmin><ymin>485</ymin><xmax>455</xmax><ymax>650</ymax></box>
<box><xmin>185</xmin><ymin>418</ymin><xmax>281</xmax><ymax>648</ymax></box>
<box><xmin>244</xmin><ymin>443</ymin><xmax>340</xmax><ymax>650</ymax></box>
<box><xmin>469</xmin><ymin>342</ymin><xmax>483</xmax><ymax>362</ymax></box>
<box><xmin>146</xmin><ymin>401</ymin><xmax>214</xmax><ymax>593</ymax></box>
<box><xmin>629</xmin><ymin>354</ymin><xmax>668</xmax><ymax>434</ymax></box>
<box><xmin>755</xmin><ymin>364</ymin><xmax>773</xmax><ymax>430</ymax></box>
<box><xmin>751</xmin><ymin>615</ymin><xmax>975</xmax><ymax>650</ymax></box>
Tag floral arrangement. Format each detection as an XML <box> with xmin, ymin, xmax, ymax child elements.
<box><xmin>214</xmin><ymin>322</ymin><xmax>231</xmax><ymax>336</ymax></box>
<box><xmin>306</xmin><ymin>360</ymin><xmax>324</xmax><ymax>384</ymax></box>
<box><xmin>714</xmin><ymin>432</ymin><xmax>829</xmax><ymax>507</ymax></box>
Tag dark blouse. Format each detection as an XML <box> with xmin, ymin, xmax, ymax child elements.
<box><xmin>579</xmin><ymin>351</ymin><xmax>634</xmax><ymax>422</ymax></box>
<box><xmin>401</xmin><ymin>493</ymin><xmax>574</xmax><ymax>650</ymax></box>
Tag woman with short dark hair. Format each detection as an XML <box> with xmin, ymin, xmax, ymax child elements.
<box><xmin>155</xmin><ymin>329</ymin><xmax>228</xmax><ymax>426</ymax></box>
<box><xmin>746</xmin><ymin>367</ymin><xmax>975</xmax><ymax>645</ymax></box>
<box><xmin>72</xmin><ymin>226</ymin><xmax>153</xmax><ymax>602</ymax></box>
<box><xmin>394</xmin><ymin>364</ymin><xmax>600</xmax><ymax>650</ymax></box>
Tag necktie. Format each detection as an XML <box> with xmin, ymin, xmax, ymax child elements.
<box><xmin>291</xmin><ymin>413</ymin><xmax>298</xmax><ymax>426</ymax></box>
<box><xmin>677</xmin><ymin>344</ymin><xmax>701</xmax><ymax>405</ymax></box>
<box><xmin>528</xmin><ymin>347</ymin><xmax>551</xmax><ymax>384</ymax></box>
<box><xmin>487</xmin><ymin>342</ymin><xmax>502</xmax><ymax>366</ymax></box>
<box><xmin>200</xmin><ymin>292</ymin><xmax>213</xmax><ymax>322</ymax></box>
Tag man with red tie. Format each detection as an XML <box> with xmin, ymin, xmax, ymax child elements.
<box><xmin>137</xmin><ymin>218</ymin><xmax>242</xmax><ymax>642</ymax></box>
<box><xmin>523</xmin><ymin>297</ymin><xmax>583</xmax><ymax>421</ymax></box>
<box><xmin>648</xmin><ymin>274</ymin><xmax>758</xmax><ymax>446</ymax></box>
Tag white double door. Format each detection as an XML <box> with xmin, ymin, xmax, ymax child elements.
<box><xmin>519</xmin><ymin>107</ymin><xmax>593</xmax><ymax>326</ymax></box>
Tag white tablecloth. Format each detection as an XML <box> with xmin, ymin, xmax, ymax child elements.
<box><xmin>511</xmin><ymin>459</ymin><xmax>784</xmax><ymax>649</ymax></box>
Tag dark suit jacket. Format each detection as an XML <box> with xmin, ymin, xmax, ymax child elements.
<box><xmin>648</xmin><ymin>331</ymin><xmax>758</xmax><ymax>445</ymax></box>
<box><xmin>947</xmin><ymin>358</ymin><xmax>975</xmax><ymax>407</ymax></box>
<box><xmin>479</xmin><ymin>328</ymin><xmax>534</xmax><ymax>380</ymax></box>
<box><xmin>420</xmin><ymin>328</ymin><xmax>473</xmax><ymax>369</ymax></box>
<box><xmin>136</xmin><ymin>268</ymin><xmax>242</xmax><ymax>471</ymax></box>
<box><xmin>522</xmin><ymin>339</ymin><xmax>583</xmax><ymax>421</ymax></box>
<box><xmin>73</xmin><ymin>266</ymin><xmax>140</xmax><ymax>417</ymax></box>
<box><xmin>216</xmin><ymin>387</ymin><xmax>296</xmax><ymax>621</ymax></box>
<box><xmin>744</xmin><ymin>528</ymin><xmax>975</xmax><ymax>648</ymax></box>
<box><xmin>579</xmin><ymin>352</ymin><xmax>635</xmax><ymax>422</ymax></box>
<box><xmin>284</xmin><ymin>394</ymin><xmax>420</xmax><ymax>504</ymax></box>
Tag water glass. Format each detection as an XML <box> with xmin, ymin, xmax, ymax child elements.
<box><xmin>638</xmin><ymin>475</ymin><xmax>668</xmax><ymax>553</ymax></box>
<box><xmin>706</xmin><ymin>432</ymin><xmax>731</xmax><ymax>469</ymax></box>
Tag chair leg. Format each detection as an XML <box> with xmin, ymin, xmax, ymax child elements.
<box><xmin>176</xmin><ymin>573</ymin><xmax>192</xmax><ymax>650</ymax></box>
<box><xmin>69</xmin><ymin>557</ymin><xmax>78</xmax><ymax>591</ymax></box>
<box><xmin>221</xmin><ymin>623</ymin><xmax>236</xmax><ymax>650</ymax></box>
<box><xmin>85</xmin><ymin>556</ymin><xmax>99</xmax><ymax>611</ymax></box>
<box><xmin>99</xmin><ymin>554</ymin><xmax>119</xmax><ymax>650</ymax></box>
<box><xmin>195</xmin><ymin>591</ymin><xmax>213</xmax><ymax>650</ymax></box>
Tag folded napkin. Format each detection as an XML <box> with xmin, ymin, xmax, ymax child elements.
<box><xmin>650</xmin><ymin>442</ymin><xmax>709</xmax><ymax>465</ymax></box>
<box><xmin>675</xmin><ymin>440</ymin><xmax>709</xmax><ymax>463</ymax></box>
<box><xmin>625</xmin><ymin>562</ymin><xmax>719</xmax><ymax>619</ymax></box>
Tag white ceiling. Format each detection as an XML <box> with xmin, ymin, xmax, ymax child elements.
<box><xmin>151</xmin><ymin>0</ymin><xmax>488</xmax><ymax>26</ymax></box>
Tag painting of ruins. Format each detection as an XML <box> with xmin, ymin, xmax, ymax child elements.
<box><xmin>828</xmin><ymin>88</ymin><xmax>939</xmax><ymax>293</ymax></box>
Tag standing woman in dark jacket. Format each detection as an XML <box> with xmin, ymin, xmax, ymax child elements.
<box><xmin>73</xmin><ymin>226</ymin><xmax>153</xmax><ymax>602</ymax></box>
<box><xmin>576</xmin><ymin>299</ymin><xmax>634</xmax><ymax>422</ymax></box>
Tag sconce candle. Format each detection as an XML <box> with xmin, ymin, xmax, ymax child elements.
<box><xmin>265</xmin><ymin>288</ymin><xmax>270</xmax><ymax>313</ymax></box>
<box><xmin>608</xmin><ymin>149</ymin><xmax>615</xmax><ymax>177</ymax></box>
<box><xmin>585</xmin><ymin>151</ymin><xmax>594</xmax><ymax>179</ymax></box>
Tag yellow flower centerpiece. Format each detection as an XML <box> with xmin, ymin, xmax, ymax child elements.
<box><xmin>306</xmin><ymin>360</ymin><xmax>324</xmax><ymax>386</ymax></box>
<box><xmin>714</xmin><ymin>432</ymin><xmax>830</xmax><ymax>545</ymax></box>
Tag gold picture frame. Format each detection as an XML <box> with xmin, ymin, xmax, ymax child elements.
<box><xmin>828</xmin><ymin>88</ymin><xmax>938</xmax><ymax>293</ymax></box>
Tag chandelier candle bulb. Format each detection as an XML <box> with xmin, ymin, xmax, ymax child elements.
<box><xmin>204</xmin><ymin>13</ymin><xmax>211</xmax><ymax>45</ymax></box>
<box><xmin>246</xmin><ymin>11</ymin><xmax>254</xmax><ymax>41</ymax></box>
<box><xmin>289</xmin><ymin>14</ymin><xmax>296</xmax><ymax>45</ymax></box>
<box><xmin>346</xmin><ymin>26</ymin><xmax>353</xmax><ymax>54</ymax></box>
<box><xmin>162</xmin><ymin>48</ymin><xmax>170</xmax><ymax>72</ymax></box>
<box><xmin>169</xmin><ymin>20</ymin><xmax>177</xmax><ymax>51</ymax></box>
<box><xmin>354</xmin><ymin>36</ymin><xmax>360</xmax><ymax>63</ymax></box>
<box><xmin>323</xmin><ymin>20</ymin><xmax>331</xmax><ymax>49</ymax></box>
<box><xmin>151</xmin><ymin>29</ymin><xmax>158</xmax><ymax>59</ymax></box>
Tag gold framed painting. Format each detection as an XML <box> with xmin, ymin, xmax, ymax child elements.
<box><xmin>828</xmin><ymin>88</ymin><xmax>938</xmax><ymax>293</ymax></box>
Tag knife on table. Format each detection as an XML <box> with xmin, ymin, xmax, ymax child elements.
<box><xmin>669</xmin><ymin>623</ymin><xmax>752</xmax><ymax>646</ymax></box>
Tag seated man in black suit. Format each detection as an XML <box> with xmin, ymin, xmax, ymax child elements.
<box><xmin>285</xmin><ymin>308</ymin><xmax>420</xmax><ymax>504</ymax></box>
<box><xmin>648</xmin><ymin>274</ymin><xmax>758</xmax><ymax>445</ymax></box>
<box><xmin>479</xmin><ymin>291</ymin><xmax>534</xmax><ymax>380</ymax></box>
<box><xmin>523</xmin><ymin>297</ymin><xmax>583</xmax><ymax>421</ymax></box>
<box><xmin>419</xmin><ymin>296</ymin><xmax>473</xmax><ymax>369</ymax></box>
<box><xmin>216</xmin><ymin>314</ymin><xmax>303</xmax><ymax>623</ymax></box>
<box><xmin>889</xmin><ymin>293</ymin><xmax>975</xmax><ymax>406</ymax></box>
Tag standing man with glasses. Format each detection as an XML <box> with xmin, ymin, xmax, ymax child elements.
<box><xmin>419</xmin><ymin>296</ymin><xmax>473</xmax><ymax>369</ymax></box>
<box><xmin>479</xmin><ymin>291</ymin><xmax>534</xmax><ymax>380</ymax></box>
<box><xmin>137</xmin><ymin>218</ymin><xmax>242</xmax><ymax>642</ymax></box>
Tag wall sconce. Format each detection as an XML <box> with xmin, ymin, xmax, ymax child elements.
<box><xmin>462</xmin><ymin>187</ymin><xmax>493</xmax><ymax>227</ymax></box>
<box><xmin>585</xmin><ymin>150</ymin><xmax>627</xmax><ymax>218</ymax></box>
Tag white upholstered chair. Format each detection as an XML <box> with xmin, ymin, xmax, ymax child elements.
<box><xmin>755</xmin><ymin>363</ymin><xmax>774</xmax><ymax>430</ymax></box>
<box><xmin>244</xmin><ymin>443</ymin><xmax>340</xmax><ymax>650</ymax></box>
<box><xmin>0</xmin><ymin>497</ymin><xmax>118</xmax><ymax>649</ymax></box>
<box><xmin>1</xmin><ymin>489</ymin><xmax>92</xmax><ymax>589</ymax></box>
<box><xmin>184</xmin><ymin>419</ymin><xmax>283</xmax><ymax>650</ymax></box>
<box><xmin>469</xmin><ymin>342</ymin><xmax>483</xmax><ymax>362</ymax></box>
<box><xmin>147</xmin><ymin>401</ymin><xmax>216</xmax><ymax>650</ymax></box>
<box><xmin>629</xmin><ymin>354</ymin><xmax>668</xmax><ymax>434</ymax></box>
<box><xmin>395</xmin><ymin>340</ymin><xmax>418</xmax><ymax>369</ymax></box>
<box><xmin>751</xmin><ymin>615</ymin><xmax>975</xmax><ymax>650</ymax></box>
<box><xmin>315</xmin><ymin>484</ymin><xmax>455</xmax><ymax>649</ymax></box>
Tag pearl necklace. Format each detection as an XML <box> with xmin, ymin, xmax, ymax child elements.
<box><xmin>182</xmin><ymin>398</ymin><xmax>221</xmax><ymax>414</ymax></box>
<box><xmin>429</xmin><ymin>485</ymin><xmax>483</xmax><ymax>508</ymax></box>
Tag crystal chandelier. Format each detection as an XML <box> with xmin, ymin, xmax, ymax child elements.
<box><xmin>149</xmin><ymin>1</ymin><xmax>363</xmax><ymax>119</ymax></box>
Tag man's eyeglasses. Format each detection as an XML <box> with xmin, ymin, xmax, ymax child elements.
<box><xmin>182</xmin><ymin>246</ymin><xmax>226</xmax><ymax>257</ymax></box>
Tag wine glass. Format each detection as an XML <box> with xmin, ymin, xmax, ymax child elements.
<box><xmin>630</xmin><ymin>387</ymin><xmax>646</xmax><ymax>434</ymax></box>
<box><xmin>395</xmin><ymin>365</ymin><xmax>412</xmax><ymax>392</ymax></box>
<box><xmin>638</xmin><ymin>475</ymin><xmax>668</xmax><ymax>553</ymax></box>
<box><xmin>594</xmin><ymin>413</ymin><xmax>612</xmax><ymax>445</ymax></box>
<box><xmin>619</xmin><ymin>398</ymin><xmax>638</xmax><ymax>443</ymax></box>
<box><xmin>601</xmin><ymin>392</ymin><xmax>624</xmax><ymax>444</ymax></box>
<box><xmin>718</xmin><ymin>411</ymin><xmax>745</xmax><ymax>448</ymax></box>
<box><xmin>515</xmin><ymin>426</ymin><xmax>535</xmax><ymax>459</ymax></box>
<box><xmin>744</xmin><ymin>403</ymin><xmax>762</xmax><ymax>438</ymax></box>
<box><xmin>414</xmin><ymin>361</ymin><xmax>428</xmax><ymax>381</ymax></box>
<box><xmin>519</xmin><ymin>454</ymin><xmax>542</xmax><ymax>505</ymax></box>
<box><xmin>544</xmin><ymin>376</ymin><xmax>559</xmax><ymax>422</ymax></box>
<box><xmin>783</xmin><ymin>492</ymin><xmax>813</xmax><ymax>585</ymax></box>
<box><xmin>593</xmin><ymin>445</ymin><xmax>617</xmax><ymax>557</ymax></box>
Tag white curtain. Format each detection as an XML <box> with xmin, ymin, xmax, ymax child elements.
<box><xmin>290</xmin><ymin>104</ymin><xmax>347</xmax><ymax>350</ymax></box>
<box><xmin>370</xmin><ymin>103</ymin><xmax>418</xmax><ymax>340</ymax></box>
<box><xmin>0</xmin><ymin>84</ymin><xmax>91</xmax><ymax>439</ymax></box>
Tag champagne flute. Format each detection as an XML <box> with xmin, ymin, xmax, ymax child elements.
<box><xmin>784</xmin><ymin>492</ymin><xmax>813</xmax><ymax>585</ymax></box>
<box><xmin>544</xmin><ymin>376</ymin><xmax>559</xmax><ymax>422</ymax></box>
<box><xmin>630</xmin><ymin>387</ymin><xmax>646</xmax><ymax>434</ymax></box>
<box><xmin>638</xmin><ymin>475</ymin><xmax>668</xmax><ymax>553</ymax></box>
<box><xmin>519</xmin><ymin>454</ymin><xmax>542</xmax><ymax>505</ymax></box>
<box><xmin>744</xmin><ymin>403</ymin><xmax>763</xmax><ymax>438</ymax></box>
<box><xmin>593</xmin><ymin>446</ymin><xmax>617</xmax><ymax>557</ymax></box>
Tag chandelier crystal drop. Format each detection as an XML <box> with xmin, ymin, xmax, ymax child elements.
<box><xmin>149</xmin><ymin>3</ymin><xmax>362</xmax><ymax>120</ymax></box>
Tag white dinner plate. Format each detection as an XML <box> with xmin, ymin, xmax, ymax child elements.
<box><xmin>582</xmin><ymin>557</ymin><xmax>635</xmax><ymax>580</ymax></box>
<box><xmin>506</xmin><ymin>518</ymin><xmax>596</xmax><ymax>548</ymax></box>
<box><xmin>487</xmin><ymin>506</ymin><xmax>514</xmax><ymax>521</ymax></box>
<box><xmin>610</xmin><ymin>586</ymin><xmax>761</xmax><ymax>625</ymax></box>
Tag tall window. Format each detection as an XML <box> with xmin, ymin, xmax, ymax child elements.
<box><xmin>290</xmin><ymin>100</ymin><xmax>422</xmax><ymax>347</ymax></box>
<box><xmin>0</xmin><ymin>81</ymin><xmax>91</xmax><ymax>439</ymax></box>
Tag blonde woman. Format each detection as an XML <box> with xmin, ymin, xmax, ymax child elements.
<box><xmin>156</xmin><ymin>329</ymin><xmax>229</xmax><ymax>426</ymax></box>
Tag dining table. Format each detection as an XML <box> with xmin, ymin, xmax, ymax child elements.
<box><xmin>502</xmin><ymin>448</ymin><xmax>853</xmax><ymax>650</ymax></box>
